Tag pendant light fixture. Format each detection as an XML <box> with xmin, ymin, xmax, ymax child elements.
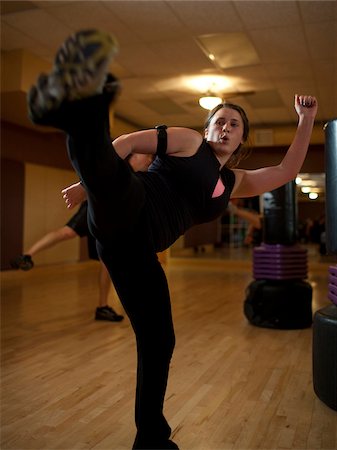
<box><xmin>198</xmin><ymin>94</ymin><xmax>222</xmax><ymax>110</ymax></box>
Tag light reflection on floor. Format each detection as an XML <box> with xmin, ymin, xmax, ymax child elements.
<box><xmin>170</xmin><ymin>243</ymin><xmax>335</xmax><ymax>313</ymax></box>
<box><xmin>171</xmin><ymin>243</ymin><xmax>337</xmax><ymax>265</ymax></box>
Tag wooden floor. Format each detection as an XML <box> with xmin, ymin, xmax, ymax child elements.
<box><xmin>1</xmin><ymin>254</ymin><xmax>336</xmax><ymax>450</ymax></box>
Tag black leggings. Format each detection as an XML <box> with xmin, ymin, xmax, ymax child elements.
<box><xmin>65</xmin><ymin>95</ymin><xmax>176</xmax><ymax>448</ymax></box>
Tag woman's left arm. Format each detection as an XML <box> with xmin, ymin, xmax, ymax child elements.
<box><xmin>112</xmin><ymin>127</ymin><xmax>202</xmax><ymax>159</ymax></box>
<box><xmin>62</xmin><ymin>181</ymin><xmax>87</xmax><ymax>209</ymax></box>
<box><xmin>231</xmin><ymin>94</ymin><xmax>318</xmax><ymax>198</ymax></box>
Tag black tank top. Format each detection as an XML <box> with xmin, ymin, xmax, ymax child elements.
<box><xmin>137</xmin><ymin>139</ymin><xmax>235</xmax><ymax>252</ymax></box>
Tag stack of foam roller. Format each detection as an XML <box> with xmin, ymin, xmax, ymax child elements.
<box><xmin>328</xmin><ymin>265</ymin><xmax>337</xmax><ymax>305</ymax></box>
<box><xmin>253</xmin><ymin>243</ymin><xmax>308</xmax><ymax>280</ymax></box>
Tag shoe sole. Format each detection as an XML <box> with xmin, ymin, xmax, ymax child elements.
<box><xmin>20</xmin><ymin>263</ymin><xmax>34</xmax><ymax>271</ymax></box>
<box><xmin>10</xmin><ymin>257</ymin><xmax>34</xmax><ymax>271</ymax></box>
<box><xmin>28</xmin><ymin>29</ymin><xmax>119</xmax><ymax>122</ymax></box>
<box><xmin>95</xmin><ymin>316</ymin><xmax>124</xmax><ymax>322</ymax></box>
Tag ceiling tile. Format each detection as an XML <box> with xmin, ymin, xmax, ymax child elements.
<box><xmin>244</xmin><ymin>90</ymin><xmax>284</xmax><ymax>108</ymax></box>
<box><xmin>168</xmin><ymin>1</ymin><xmax>244</xmax><ymax>34</ymax></box>
<box><xmin>234</xmin><ymin>1</ymin><xmax>300</xmax><ymax>29</ymax></box>
<box><xmin>265</xmin><ymin>61</ymin><xmax>314</xmax><ymax>81</ymax></box>
<box><xmin>2</xmin><ymin>9</ymin><xmax>72</xmax><ymax>50</ymax></box>
<box><xmin>253</xmin><ymin>107</ymin><xmax>292</xmax><ymax>124</ymax></box>
<box><xmin>140</xmin><ymin>98</ymin><xmax>186</xmax><ymax>115</ymax></box>
<box><xmin>147</xmin><ymin>37</ymin><xmax>214</xmax><ymax>73</ymax></box>
<box><xmin>120</xmin><ymin>77</ymin><xmax>165</xmax><ymax>99</ymax></box>
<box><xmin>197</xmin><ymin>32</ymin><xmax>260</xmax><ymax>69</ymax></box>
<box><xmin>312</xmin><ymin>60</ymin><xmax>336</xmax><ymax>86</ymax></box>
<box><xmin>103</xmin><ymin>0</ymin><xmax>189</xmax><ymax>43</ymax></box>
<box><xmin>40</xmin><ymin>2</ymin><xmax>118</xmax><ymax>34</ymax></box>
<box><xmin>299</xmin><ymin>1</ymin><xmax>337</xmax><ymax>23</ymax></box>
<box><xmin>44</xmin><ymin>1</ymin><xmax>139</xmax><ymax>47</ymax></box>
<box><xmin>250</xmin><ymin>26</ymin><xmax>310</xmax><ymax>63</ymax></box>
<box><xmin>1</xmin><ymin>0</ymin><xmax>38</xmax><ymax>15</ymax></box>
<box><xmin>224</xmin><ymin>65</ymin><xmax>273</xmax><ymax>92</ymax></box>
<box><xmin>305</xmin><ymin>21</ymin><xmax>337</xmax><ymax>61</ymax></box>
<box><xmin>115</xmin><ymin>43</ymin><xmax>175</xmax><ymax>77</ymax></box>
<box><xmin>32</xmin><ymin>1</ymin><xmax>79</xmax><ymax>8</ymax></box>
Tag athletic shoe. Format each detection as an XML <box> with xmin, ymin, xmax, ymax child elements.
<box><xmin>10</xmin><ymin>254</ymin><xmax>34</xmax><ymax>271</ymax></box>
<box><xmin>95</xmin><ymin>306</ymin><xmax>124</xmax><ymax>322</ymax></box>
<box><xmin>28</xmin><ymin>29</ymin><xmax>119</xmax><ymax>123</ymax></box>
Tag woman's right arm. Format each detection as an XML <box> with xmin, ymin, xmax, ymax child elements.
<box><xmin>113</xmin><ymin>127</ymin><xmax>202</xmax><ymax>159</ymax></box>
<box><xmin>231</xmin><ymin>95</ymin><xmax>317</xmax><ymax>198</ymax></box>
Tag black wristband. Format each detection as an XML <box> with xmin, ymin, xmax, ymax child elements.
<box><xmin>155</xmin><ymin>125</ymin><xmax>168</xmax><ymax>157</ymax></box>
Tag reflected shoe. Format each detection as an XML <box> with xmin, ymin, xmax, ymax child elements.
<box><xmin>133</xmin><ymin>439</ymin><xmax>179</xmax><ymax>449</ymax></box>
<box><xmin>95</xmin><ymin>306</ymin><xmax>124</xmax><ymax>322</ymax></box>
<box><xmin>166</xmin><ymin>441</ymin><xmax>179</xmax><ymax>450</ymax></box>
<box><xmin>10</xmin><ymin>254</ymin><xmax>34</xmax><ymax>271</ymax></box>
<box><xmin>28</xmin><ymin>29</ymin><xmax>119</xmax><ymax>124</ymax></box>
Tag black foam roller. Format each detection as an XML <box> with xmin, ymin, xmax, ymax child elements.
<box><xmin>312</xmin><ymin>305</ymin><xmax>337</xmax><ymax>410</ymax></box>
<box><xmin>244</xmin><ymin>279</ymin><xmax>312</xmax><ymax>329</ymax></box>
<box><xmin>324</xmin><ymin>119</ymin><xmax>337</xmax><ymax>255</ymax></box>
<box><xmin>262</xmin><ymin>181</ymin><xmax>297</xmax><ymax>245</ymax></box>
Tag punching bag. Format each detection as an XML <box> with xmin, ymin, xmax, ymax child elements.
<box><xmin>324</xmin><ymin>119</ymin><xmax>337</xmax><ymax>255</ymax></box>
<box><xmin>312</xmin><ymin>120</ymin><xmax>337</xmax><ymax>411</ymax></box>
<box><xmin>244</xmin><ymin>181</ymin><xmax>312</xmax><ymax>330</ymax></box>
<box><xmin>262</xmin><ymin>181</ymin><xmax>297</xmax><ymax>245</ymax></box>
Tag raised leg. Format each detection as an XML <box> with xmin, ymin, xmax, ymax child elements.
<box><xmin>27</xmin><ymin>30</ymin><xmax>145</xmax><ymax>244</ymax></box>
<box><xmin>27</xmin><ymin>29</ymin><xmax>179</xmax><ymax>449</ymax></box>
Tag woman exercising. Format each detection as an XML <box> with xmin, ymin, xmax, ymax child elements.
<box><xmin>27</xmin><ymin>29</ymin><xmax>318</xmax><ymax>450</ymax></box>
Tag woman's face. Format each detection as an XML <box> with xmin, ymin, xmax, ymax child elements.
<box><xmin>204</xmin><ymin>107</ymin><xmax>245</xmax><ymax>155</ymax></box>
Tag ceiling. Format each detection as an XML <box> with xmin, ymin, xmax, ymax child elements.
<box><xmin>1</xmin><ymin>0</ymin><xmax>336</xmax><ymax>132</ymax></box>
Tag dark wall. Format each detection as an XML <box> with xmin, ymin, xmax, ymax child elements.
<box><xmin>1</xmin><ymin>120</ymin><xmax>325</xmax><ymax>269</ymax></box>
<box><xmin>298</xmin><ymin>202</ymin><xmax>325</xmax><ymax>223</ymax></box>
<box><xmin>2</xmin><ymin>121</ymin><xmax>324</xmax><ymax>173</ymax></box>
<box><xmin>1</xmin><ymin>121</ymin><xmax>73</xmax><ymax>270</ymax></box>
<box><xmin>1</xmin><ymin>121</ymin><xmax>72</xmax><ymax>170</ymax></box>
<box><xmin>1</xmin><ymin>159</ymin><xmax>24</xmax><ymax>270</ymax></box>
<box><xmin>238</xmin><ymin>144</ymin><xmax>324</xmax><ymax>172</ymax></box>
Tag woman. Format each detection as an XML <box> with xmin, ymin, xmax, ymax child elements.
<box><xmin>28</xmin><ymin>29</ymin><xmax>318</xmax><ymax>450</ymax></box>
<box><xmin>10</xmin><ymin>200</ymin><xmax>124</xmax><ymax>322</ymax></box>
